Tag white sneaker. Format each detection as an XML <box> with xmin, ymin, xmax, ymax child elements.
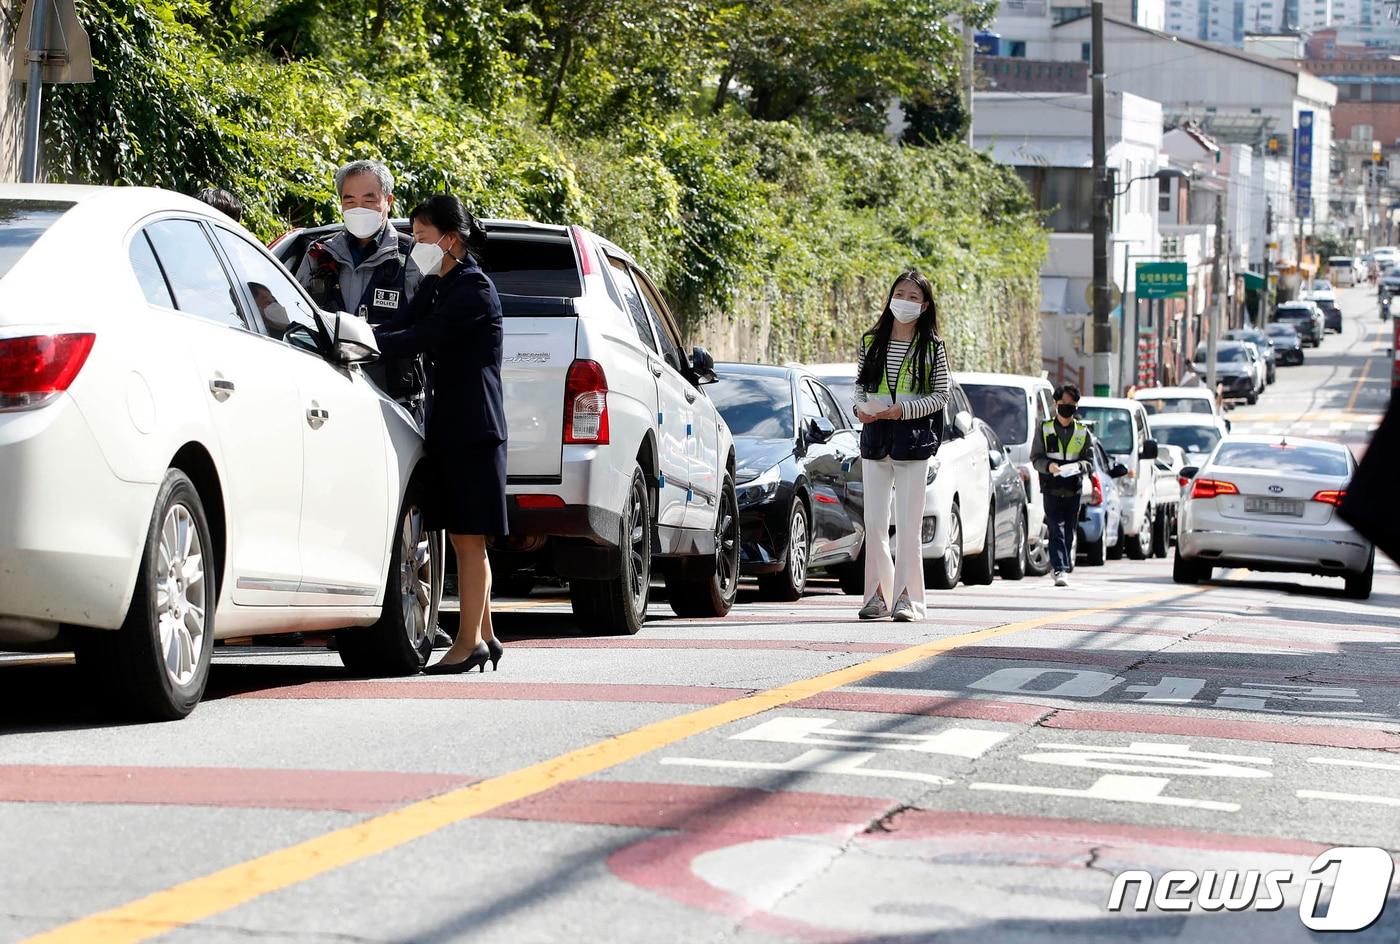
<box><xmin>1053</xmin><ymin>572</ymin><xmax>1069</xmax><ymax>588</ymax></box>
<box><xmin>891</xmin><ymin>593</ymin><xmax>916</xmax><ymax>622</ymax></box>
<box><xmin>858</xmin><ymin>595</ymin><xmax>890</xmax><ymax>620</ymax></box>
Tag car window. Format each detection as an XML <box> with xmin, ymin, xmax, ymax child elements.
<box><xmin>812</xmin><ymin>380</ymin><xmax>847</xmax><ymax>428</ymax></box>
<box><xmin>1153</xmin><ymin>425</ymin><xmax>1221</xmax><ymax>454</ymax></box>
<box><xmin>963</xmin><ymin>383</ymin><xmax>1029</xmax><ymax>445</ymax></box>
<box><xmin>213</xmin><ymin>226</ymin><xmax>319</xmax><ymax>341</ymax></box>
<box><xmin>1212</xmin><ymin>442</ymin><xmax>1349</xmax><ymax>476</ymax></box>
<box><xmin>1076</xmin><ymin>406</ymin><xmax>1134</xmax><ymax>455</ymax></box>
<box><xmin>798</xmin><ymin>379</ymin><xmax>824</xmax><ymax>425</ymax></box>
<box><xmin>0</xmin><ymin>199</ymin><xmax>74</xmax><ymax>282</ymax></box>
<box><xmin>606</xmin><ymin>256</ymin><xmax>656</xmax><ymax>353</ymax></box>
<box><xmin>983</xmin><ymin>424</ymin><xmax>1005</xmax><ymax>454</ymax></box>
<box><xmin>710</xmin><ymin>373</ymin><xmax>795</xmax><ymax>439</ymax></box>
<box><xmin>816</xmin><ymin>375</ymin><xmax>857</xmax><ymax>417</ymax></box>
<box><xmin>129</xmin><ymin>231</ymin><xmax>174</xmax><ymax>308</ymax></box>
<box><xmin>143</xmin><ymin>220</ymin><xmax>246</xmax><ymax>329</ymax></box>
<box><xmin>1037</xmin><ymin>390</ymin><xmax>1054</xmax><ymax>425</ymax></box>
<box><xmin>631</xmin><ymin>267</ymin><xmax>686</xmax><ymax>371</ymax></box>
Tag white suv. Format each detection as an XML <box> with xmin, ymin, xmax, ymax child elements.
<box><xmin>956</xmin><ymin>372</ymin><xmax>1055</xmax><ymax>577</ymax></box>
<box><xmin>275</xmin><ymin>221</ymin><xmax>738</xmax><ymax>635</ymax></box>
<box><xmin>1076</xmin><ymin>396</ymin><xmax>1163</xmax><ymax>560</ymax></box>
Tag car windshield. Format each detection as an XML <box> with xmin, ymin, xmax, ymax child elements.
<box><xmin>1276</xmin><ymin>308</ymin><xmax>1310</xmax><ymax>321</ymax></box>
<box><xmin>1153</xmin><ymin>425</ymin><xmax>1221</xmax><ymax>454</ymax></box>
<box><xmin>1075</xmin><ymin>406</ymin><xmax>1134</xmax><ymax>454</ymax></box>
<box><xmin>710</xmin><ymin>373</ymin><xmax>794</xmax><ymax>439</ymax></box>
<box><xmin>961</xmin><ymin>383</ymin><xmax>1029</xmax><ymax>445</ymax></box>
<box><xmin>0</xmin><ymin>199</ymin><xmax>73</xmax><ymax>281</ymax></box>
<box><xmin>1196</xmin><ymin>346</ymin><xmax>1249</xmax><ymax>363</ymax></box>
<box><xmin>1212</xmin><ymin>442</ymin><xmax>1350</xmax><ymax>476</ymax></box>
<box><xmin>1329</xmin><ymin>259</ymin><xmax>1352</xmax><ymax>268</ymax></box>
<box><xmin>1138</xmin><ymin>396</ymin><xmax>1212</xmax><ymax>416</ymax></box>
<box><xmin>1312</xmin><ymin>280</ymin><xmax>1332</xmax><ymax>291</ymax></box>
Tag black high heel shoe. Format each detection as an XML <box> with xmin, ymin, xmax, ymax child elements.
<box><xmin>485</xmin><ymin>638</ymin><xmax>503</xmax><ymax>671</ymax></box>
<box><xmin>424</xmin><ymin>641</ymin><xmax>490</xmax><ymax>675</ymax></box>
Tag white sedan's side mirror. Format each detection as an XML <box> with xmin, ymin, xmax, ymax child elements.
<box><xmin>954</xmin><ymin>410</ymin><xmax>974</xmax><ymax>436</ymax></box>
<box><xmin>332</xmin><ymin>312</ymin><xmax>380</xmax><ymax>365</ymax></box>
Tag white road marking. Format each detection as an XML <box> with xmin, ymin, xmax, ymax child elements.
<box><xmin>730</xmin><ymin>717</ymin><xmax>1010</xmax><ymax>757</ymax></box>
<box><xmin>1307</xmin><ymin>756</ymin><xmax>1400</xmax><ymax>773</ymax></box>
<box><xmin>1296</xmin><ymin>790</ymin><xmax>1400</xmax><ymax>807</ymax></box>
<box><xmin>971</xmin><ymin>774</ymin><xmax>1242</xmax><ymax>811</ymax></box>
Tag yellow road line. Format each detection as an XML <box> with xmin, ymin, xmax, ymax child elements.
<box><xmin>24</xmin><ymin>586</ymin><xmax>1199</xmax><ymax>944</ymax></box>
<box><xmin>1345</xmin><ymin>355</ymin><xmax>1374</xmax><ymax>414</ymax></box>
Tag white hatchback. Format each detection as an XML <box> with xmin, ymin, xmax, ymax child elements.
<box><xmin>0</xmin><ymin>185</ymin><xmax>441</xmax><ymax>719</ymax></box>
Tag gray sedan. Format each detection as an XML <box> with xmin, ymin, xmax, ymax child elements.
<box><xmin>1173</xmin><ymin>436</ymin><xmax>1373</xmax><ymax>598</ymax></box>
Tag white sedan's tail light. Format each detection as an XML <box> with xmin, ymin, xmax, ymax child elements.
<box><xmin>0</xmin><ymin>333</ymin><xmax>96</xmax><ymax>411</ymax></box>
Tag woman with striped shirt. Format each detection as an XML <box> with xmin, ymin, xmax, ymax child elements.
<box><xmin>853</xmin><ymin>271</ymin><xmax>951</xmax><ymax>621</ymax></box>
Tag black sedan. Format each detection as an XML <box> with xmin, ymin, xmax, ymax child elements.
<box><xmin>978</xmin><ymin>420</ymin><xmax>1032</xmax><ymax>580</ymax></box>
<box><xmin>1264</xmin><ymin>323</ymin><xmax>1305</xmax><ymax>365</ymax></box>
<box><xmin>710</xmin><ymin>364</ymin><xmax>865</xmax><ymax>600</ymax></box>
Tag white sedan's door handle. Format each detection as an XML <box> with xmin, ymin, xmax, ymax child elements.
<box><xmin>209</xmin><ymin>377</ymin><xmax>235</xmax><ymax>402</ymax></box>
<box><xmin>306</xmin><ymin>403</ymin><xmax>330</xmax><ymax>430</ymax></box>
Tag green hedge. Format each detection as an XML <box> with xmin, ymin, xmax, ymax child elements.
<box><xmin>45</xmin><ymin>0</ymin><xmax>1045</xmax><ymax>372</ymax></box>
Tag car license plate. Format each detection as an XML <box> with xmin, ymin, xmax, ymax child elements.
<box><xmin>1245</xmin><ymin>497</ymin><xmax>1303</xmax><ymax>516</ymax></box>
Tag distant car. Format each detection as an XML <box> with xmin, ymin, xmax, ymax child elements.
<box><xmin>1134</xmin><ymin>386</ymin><xmax>1223</xmax><ymax>419</ymax></box>
<box><xmin>1076</xmin><ymin>396</ymin><xmax>1164</xmax><ymax>560</ymax></box>
<box><xmin>1147</xmin><ymin>413</ymin><xmax>1229</xmax><ymax>471</ymax></box>
<box><xmin>1076</xmin><ymin>439</ymin><xmax>1127</xmax><ymax>566</ymax></box>
<box><xmin>955</xmin><ymin>371</ymin><xmax>1057</xmax><ymax>577</ymax></box>
<box><xmin>1174</xmin><ymin>436</ymin><xmax>1374</xmax><ymax>599</ymax></box>
<box><xmin>1307</xmin><ymin>279</ymin><xmax>1343</xmax><ymax>334</ymax></box>
<box><xmin>1193</xmin><ymin>341</ymin><xmax>1261</xmax><ymax>404</ymax></box>
<box><xmin>978</xmin><ymin>420</ymin><xmax>1033</xmax><ymax>580</ymax></box>
<box><xmin>1263</xmin><ymin>323</ymin><xmax>1305</xmax><ymax>365</ymax></box>
<box><xmin>1223</xmin><ymin>328</ymin><xmax>1277</xmax><ymax>384</ymax></box>
<box><xmin>1274</xmin><ymin>301</ymin><xmax>1324</xmax><ymax>347</ymax></box>
<box><xmin>1326</xmin><ymin>257</ymin><xmax>1356</xmax><ymax>287</ymax></box>
<box><xmin>710</xmin><ymin>364</ymin><xmax>865</xmax><ymax>600</ymax></box>
<box><xmin>1379</xmin><ymin>266</ymin><xmax>1400</xmax><ymax>295</ymax></box>
<box><xmin>807</xmin><ymin>364</ymin><xmax>995</xmax><ymax>589</ymax></box>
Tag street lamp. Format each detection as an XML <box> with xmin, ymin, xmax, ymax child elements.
<box><xmin>1114</xmin><ymin>166</ymin><xmax>1189</xmax><ymax>198</ymax></box>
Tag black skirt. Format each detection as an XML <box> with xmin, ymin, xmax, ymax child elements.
<box><xmin>423</xmin><ymin>440</ymin><xmax>509</xmax><ymax>536</ymax></box>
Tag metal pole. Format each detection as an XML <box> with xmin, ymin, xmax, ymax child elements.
<box><xmin>1091</xmin><ymin>0</ymin><xmax>1111</xmax><ymax>396</ymax></box>
<box><xmin>1262</xmin><ymin>199</ymin><xmax>1272</xmax><ymax>325</ymax></box>
<box><xmin>963</xmin><ymin>20</ymin><xmax>975</xmax><ymax>148</ymax></box>
<box><xmin>1208</xmin><ymin>189</ymin><xmax>1225</xmax><ymax>396</ymax></box>
<box><xmin>1121</xmin><ymin>248</ymin><xmax>1133</xmax><ymax>393</ymax></box>
<box><xmin>20</xmin><ymin>0</ymin><xmax>50</xmax><ymax>183</ymax></box>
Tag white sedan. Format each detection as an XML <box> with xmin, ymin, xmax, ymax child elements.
<box><xmin>1173</xmin><ymin>436</ymin><xmax>1373</xmax><ymax>599</ymax></box>
<box><xmin>0</xmin><ymin>185</ymin><xmax>441</xmax><ymax>719</ymax></box>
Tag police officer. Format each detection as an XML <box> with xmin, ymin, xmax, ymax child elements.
<box><xmin>296</xmin><ymin>159</ymin><xmax>423</xmax><ymax>404</ymax></box>
<box><xmin>1031</xmin><ymin>383</ymin><xmax>1096</xmax><ymax>587</ymax></box>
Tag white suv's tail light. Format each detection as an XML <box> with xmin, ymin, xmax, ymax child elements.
<box><xmin>563</xmin><ymin>359</ymin><xmax>609</xmax><ymax>444</ymax></box>
<box><xmin>0</xmin><ymin>333</ymin><xmax>96</xmax><ymax>411</ymax></box>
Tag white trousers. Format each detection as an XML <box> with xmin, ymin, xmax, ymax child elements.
<box><xmin>862</xmin><ymin>456</ymin><xmax>929</xmax><ymax>619</ymax></box>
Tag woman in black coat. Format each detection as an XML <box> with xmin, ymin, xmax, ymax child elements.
<box><xmin>374</xmin><ymin>195</ymin><xmax>507</xmax><ymax>675</ymax></box>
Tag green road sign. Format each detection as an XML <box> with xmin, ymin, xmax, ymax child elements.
<box><xmin>1136</xmin><ymin>261</ymin><xmax>1188</xmax><ymax>299</ymax></box>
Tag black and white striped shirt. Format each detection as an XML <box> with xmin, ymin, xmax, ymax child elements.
<box><xmin>854</xmin><ymin>335</ymin><xmax>951</xmax><ymax>420</ymax></box>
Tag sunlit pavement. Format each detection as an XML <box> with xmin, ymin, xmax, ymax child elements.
<box><xmin>1</xmin><ymin>288</ymin><xmax>1396</xmax><ymax>943</ymax></box>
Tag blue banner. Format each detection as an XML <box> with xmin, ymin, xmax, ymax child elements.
<box><xmin>1295</xmin><ymin>111</ymin><xmax>1313</xmax><ymax>220</ymax></box>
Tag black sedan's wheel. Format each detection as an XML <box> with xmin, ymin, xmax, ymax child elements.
<box><xmin>338</xmin><ymin>488</ymin><xmax>437</xmax><ymax>675</ymax></box>
<box><xmin>759</xmin><ymin>498</ymin><xmax>811</xmax><ymax>602</ymax></box>
<box><xmin>572</xmin><ymin>466</ymin><xmax>651</xmax><ymax>635</ymax></box>
<box><xmin>75</xmin><ymin>470</ymin><xmax>216</xmax><ymax>721</ymax></box>
<box><xmin>998</xmin><ymin>512</ymin><xmax>1027</xmax><ymax>581</ymax></box>
<box><xmin>667</xmin><ymin>473</ymin><xmax>740</xmax><ymax>617</ymax></box>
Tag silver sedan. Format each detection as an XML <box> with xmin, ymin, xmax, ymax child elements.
<box><xmin>1173</xmin><ymin>436</ymin><xmax>1374</xmax><ymax>598</ymax></box>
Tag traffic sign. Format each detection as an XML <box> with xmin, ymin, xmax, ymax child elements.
<box><xmin>1136</xmin><ymin>262</ymin><xmax>1188</xmax><ymax>299</ymax></box>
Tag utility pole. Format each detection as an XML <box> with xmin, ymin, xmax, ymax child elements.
<box><xmin>1091</xmin><ymin>0</ymin><xmax>1112</xmax><ymax>396</ymax></box>
<box><xmin>1262</xmin><ymin>199</ymin><xmax>1273</xmax><ymax>324</ymax></box>
<box><xmin>1208</xmin><ymin>189</ymin><xmax>1225</xmax><ymax>396</ymax></box>
<box><xmin>963</xmin><ymin>20</ymin><xmax>975</xmax><ymax>148</ymax></box>
<box><xmin>19</xmin><ymin>0</ymin><xmax>51</xmax><ymax>182</ymax></box>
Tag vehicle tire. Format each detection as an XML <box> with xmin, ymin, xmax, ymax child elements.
<box><xmin>337</xmin><ymin>486</ymin><xmax>437</xmax><ymax>676</ymax></box>
<box><xmin>1083</xmin><ymin>530</ymin><xmax>1106</xmax><ymax>566</ymax></box>
<box><xmin>1172</xmin><ymin>548</ymin><xmax>1210</xmax><ymax>584</ymax></box>
<box><xmin>1127</xmin><ymin>510</ymin><xmax>1152</xmax><ymax>560</ymax></box>
<box><xmin>1106</xmin><ymin>529</ymin><xmax>1124</xmax><ymax>561</ymax></box>
<box><xmin>963</xmin><ymin>505</ymin><xmax>996</xmax><ymax>586</ymax></box>
<box><xmin>494</xmin><ymin>571</ymin><xmax>536</xmax><ymax>598</ymax></box>
<box><xmin>1151</xmin><ymin>508</ymin><xmax>1169</xmax><ymax>559</ymax></box>
<box><xmin>1344</xmin><ymin>550</ymin><xmax>1375</xmax><ymax>600</ymax></box>
<box><xmin>758</xmin><ymin>497</ymin><xmax>811</xmax><ymax>602</ymax></box>
<box><xmin>998</xmin><ymin>512</ymin><xmax>1028</xmax><ymax>581</ymax></box>
<box><xmin>836</xmin><ymin>556</ymin><xmax>865</xmax><ymax>595</ymax></box>
<box><xmin>570</xmin><ymin>465</ymin><xmax>651</xmax><ymax>635</ymax></box>
<box><xmin>1246</xmin><ymin>390</ymin><xmax>1258</xmax><ymax>405</ymax></box>
<box><xmin>73</xmin><ymin>470</ymin><xmax>217</xmax><ymax>721</ymax></box>
<box><xmin>667</xmin><ymin>472</ymin><xmax>740</xmax><ymax>617</ymax></box>
<box><xmin>926</xmin><ymin>500</ymin><xmax>963</xmax><ymax>590</ymax></box>
<box><xmin>1025</xmin><ymin>518</ymin><xmax>1051</xmax><ymax>577</ymax></box>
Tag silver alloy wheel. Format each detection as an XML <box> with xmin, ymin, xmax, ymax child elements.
<box><xmin>1028</xmin><ymin>520</ymin><xmax>1050</xmax><ymax>571</ymax></box>
<box><xmin>944</xmin><ymin>510</ymin><xmax>963</xmax><ymax>583</ymax></box>
<box><xmin>155</xmin><ymin>503</ymin><xmax>206</xmax><ymax>689</ymax></box>
<box><xmin>716</xmin><ymin>488</ymin><xmax>738</xmax><ymax>600</ymax></box>
<box><xmin>1015</xmin><ymin>514</ymin><xmax>1027</xmax><ymax>566</ymax></box>
<box><xmin>399</xmin><ymin>505</ymin><xmax>433</xmax><ymax>652</ymax></box>
<box><xmin>789</xmin><ymin>505</ymin><xmax>809</xmax><ymax>589</ymax></box>
<box><xmin>628</xmin><ymin>479</ymin><xmax>648</xmax><ymax>610</ymax></box>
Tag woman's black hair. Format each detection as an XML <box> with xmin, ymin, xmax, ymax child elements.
<box><xmin>408</xmin><ymin>194</ymin><xmax>489</xmax><ymax>261</ymax></box>
<box><xmin>856</xmin><ymin>270</ymin><xmax>940</xmax><ymax>392</ymax></box>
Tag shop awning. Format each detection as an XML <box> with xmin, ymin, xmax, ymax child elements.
<box><xmin>1241</xmin><ymin>271</ymin><xmax>1266</xmax><ymax>291</ymax></box>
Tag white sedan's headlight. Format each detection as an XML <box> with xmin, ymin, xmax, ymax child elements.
<box><xmin>737</xmin><ymin>464</ymin><xmax>781</xmax><ymax>506</ymax></box>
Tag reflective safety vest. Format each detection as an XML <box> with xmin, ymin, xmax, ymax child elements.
<box><xmin>860</xmin><ymin>333</ymin><xmax>940</xmax><ymax>397</ymax></box>
<box><xmin>1041</xmin><ymin>419</ymin><xmax>1089</xmax><ymax>461</ymax></box>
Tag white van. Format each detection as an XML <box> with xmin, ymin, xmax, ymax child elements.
<box><xmin>1075</xmin><ymin>396</ymin><xmax>1164</xmax><ymax>560</ymax></box>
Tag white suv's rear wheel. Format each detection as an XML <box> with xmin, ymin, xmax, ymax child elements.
<box><xmin>75</xmin><ymin>470</ymin><xmax>216</xmax><ymax>721</ymax></box>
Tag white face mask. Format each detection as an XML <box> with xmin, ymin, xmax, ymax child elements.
<box><xmin>343</xmin><ymin>207</ymin><xmax>384</xmax><ymax>240</ymax></box>
<box><xmin>889</xmin><ymin>298</ymin><xmax>923</xmax><ymax>324</ymax></box>
<box><xmin>262</xmin><ymin>302</ymin><xmax>290</xmax><ymax>330</ymax></box>
<box><xmin>410</xmin><ymin>236</ymin><xmax>446</xmax><ymax>275</ymax></box>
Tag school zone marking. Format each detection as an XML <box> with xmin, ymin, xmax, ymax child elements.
<box><xmin>24</xmin><ymin>586</ymin><xmax>1204</xmax><ymax>944</ymax></box>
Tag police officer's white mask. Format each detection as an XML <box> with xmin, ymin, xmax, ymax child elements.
<box><xmin>890</xmin><ymin>299</ymin><xmax>923</xmax><ymax>324</ymax></box>
<box><xmin>343</xmin><ymin>207</ymin><xmax>383</xmax><ymax>240</ymax></box>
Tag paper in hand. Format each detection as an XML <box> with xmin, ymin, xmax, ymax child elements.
<box><xmin>856</xmin><ymin>394</ymin><xmax>893</xmax><ymax>417</ymax></box>
<box><xmin>1054</xmin><ymin>462</ymin><xmax>1081</xmax><ymax>478</ymax></box>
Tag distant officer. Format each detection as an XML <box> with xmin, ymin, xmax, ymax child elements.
<box><xmin>1031</xmin><ymin>383</ymin><xmax>1096</xmax><ymax>587</ymax></box>
<box><xmin>296</xmin><ymin>159</ymin><xmax>423</xmax><ymax>402</ymax></box>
